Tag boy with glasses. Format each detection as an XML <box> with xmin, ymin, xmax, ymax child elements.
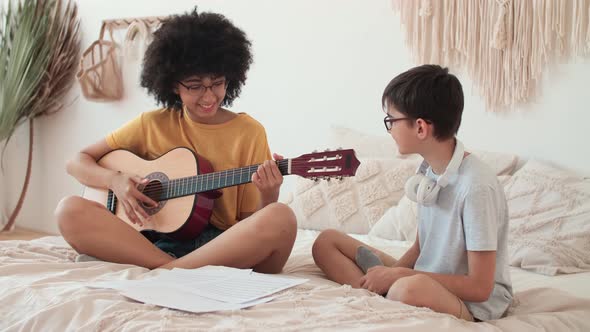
<box><xmin>312</xmin><ymin>65</ymin><xmax>512</xmax><ymax>321</ymax></box>
<box><xmin>56</xmin><ymin>8</ymin><xmax>297</xmax><ymax>273</ymax></box>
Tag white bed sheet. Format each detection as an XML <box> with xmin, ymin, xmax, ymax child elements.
<box><xmin>1</xmin><ymin>230</ymin><xmax>589</xmax><ymax>331</ymax></box>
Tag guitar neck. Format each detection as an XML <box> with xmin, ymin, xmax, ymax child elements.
<box><xmin>162</xmin><ymin>159</ymin><xmax>290</xmax><ymax>201</ymax></box>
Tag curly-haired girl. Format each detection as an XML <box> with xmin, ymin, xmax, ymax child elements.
<box><xmin>56</xmin><ymin>8</ymin><xmax>297</xmax><ymax>272</ymax></box>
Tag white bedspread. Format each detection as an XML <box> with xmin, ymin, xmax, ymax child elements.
<box><xmin>1</xmin><ymin>230</ymin><xmax>590</xmax><ymax>331</ymax></box>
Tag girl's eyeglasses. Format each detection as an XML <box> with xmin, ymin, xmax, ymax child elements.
<box><xmin>177</xmin><ymin>80</ymin><xmax>228</xmax><ymax>97</ymax></box>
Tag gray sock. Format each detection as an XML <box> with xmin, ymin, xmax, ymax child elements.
<box><xmin>75</xmin><ymin>254</ymin><xmax>101</xmax><ymax>262</ymax></box>
<box><xmin>355</xmin><ymin>246</ymin><xmax>384</xmax><ymax>274</ymax></box>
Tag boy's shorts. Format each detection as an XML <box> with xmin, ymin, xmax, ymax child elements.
<box><xmin>143</xmin><ymin>223</ymin><xmax>224</xmax><ymax>258</ymax></box>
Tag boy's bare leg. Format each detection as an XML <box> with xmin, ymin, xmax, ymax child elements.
<box><xmin>312</xmin><ymin>229</ymin><xmax>397</xmax><ymax>287</ymax></box>
<box><xmin>56</xmin><ymin>196</ymin><xmax>174</xmax><ymax>269</ymax></box>
<box><xmin>386</xmin><ymin>274</ymin><xmax>474</xmax><ymax>321</ymax></box>
<box><xmin>160</xmin><ymin>202</ymin><xmax>297</xmax><ymax>273</ymax></box>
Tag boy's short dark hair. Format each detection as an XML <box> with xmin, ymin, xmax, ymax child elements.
<box><xmin>381</xmin><ymin>65</ymin><xmax>464</xmax><ymax>140</ymax></box>
<box><xmin>141</xmin><ymin>8</ymin><xmax>253</xmax><ymax>110</ymax></box>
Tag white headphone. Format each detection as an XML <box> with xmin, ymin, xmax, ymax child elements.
<box><xmin>404</xmin><ymin>139</ymin><xmax>465</xmax><ymax>206</ymax></box>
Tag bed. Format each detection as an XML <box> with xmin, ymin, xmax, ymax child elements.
<box><xmin>2</xmin><ymin>128</ymin><xmax>589</xmax><ymax>331</ymax></box>
<box><xmin>1</xmin><ymin>230</ymin><xmax>590</xmax><ymax>331</ymax></box>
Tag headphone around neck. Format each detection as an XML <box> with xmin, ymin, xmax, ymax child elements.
<box><xmin>404</xmin><ymin>139</ymin><xmax>465</xmax><ymax>206</ymax></box>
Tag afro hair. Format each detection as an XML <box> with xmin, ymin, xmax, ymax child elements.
<box><xmin>140</xmin><ymin>8</ymin><xmax>253</xmax><ymax>110</ymax></box>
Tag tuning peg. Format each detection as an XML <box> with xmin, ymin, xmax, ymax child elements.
<box><xmin>324</xmin><ymin>176</ymin><xmax>331</xmax><ymax>181</ymax></box>
<box><xmin>324</xmin><ymin>148</ymin><xmax>331</xmax><ymax>152</ymax></box>
<box><xmin>312</xmin><ymin>149</ymin><xmax>318</xmax><ymax>153</ymax></box>
<box><xmin>337</xmin><ymin>176</ymin><xmax>343</xmax><ymax>181</ymax></box>
<box><xmin>311</xmin><ymin>176</ymin><xmax>318</xmax><ymax>182</ymax></box>
<box><xmin>337</xmin><ymin>147</ymin><xmax>342</xmax><ymax>150</ymax></box>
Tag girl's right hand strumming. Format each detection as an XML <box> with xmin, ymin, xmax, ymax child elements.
<box><xmin>109</xmin><ymin>172</ymin><xmax>158</xmax><ymax>226</ymax></box>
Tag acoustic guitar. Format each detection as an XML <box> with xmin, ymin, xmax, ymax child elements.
<box><xmin>83</xmin><ymin>147</ymin><xmax>360</xmax><ymax>241</ymax></box>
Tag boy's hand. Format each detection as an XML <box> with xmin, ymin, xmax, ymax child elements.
<box><xmin>252</xmin><ymin>153</ymin><xmax>284</xmax><ymax>205</ymax></box>
<box><xmin>359</xmin><ymin>266</ymin><xmax>415</xmax><ymax>295</ymax></box>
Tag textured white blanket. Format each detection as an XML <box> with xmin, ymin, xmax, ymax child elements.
<box><xmin>1</xmin><ymin>231</ymin><xmax>589</xmax><ymax>331</ymax></box>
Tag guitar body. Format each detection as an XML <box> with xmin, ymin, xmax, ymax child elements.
<box><xmin>83</xmin><ymin>147</ymin><xmax>218</xmax><ymax>241</ymax></box>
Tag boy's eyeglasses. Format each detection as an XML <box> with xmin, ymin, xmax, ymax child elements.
<box><xmin>177</xmin><ymin>80</ymin><xmax>228</xmax><ymax>97</ymax></box>
<box><xmin>383</xmin><ymin>115</ymin><xmax>432</xmax><ymax>131</ymax></box>
<box><xmin>383</xmin><ymin>115</ymin><xmax>411</xmax><ymax>131</ymax></box>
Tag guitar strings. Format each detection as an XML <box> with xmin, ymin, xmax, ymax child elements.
<box><xmin>138</xmin><ymin>150</ymin><xmax>354</xmax><ymax>196</ymax></box>
<box><xmin>137</xmin><ymin>164</ymin><xmax>326</xmax><ymax>198</ymax></box>
<box><xmin>134</xmin><ymin>160</ymin><xmax>348</xmax><ymax>199</ymax></box>
<box><xmin>139</xmin><ymin>161</ymin><xmax>287</xmax><ymax>196</ymax></box>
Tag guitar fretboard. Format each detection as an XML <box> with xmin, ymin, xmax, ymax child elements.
<box><xmin>163</xmin><ymin>159</ymin><xmax>290</xmax><ymax>200</ymax></box>
<box><xmin>107</xmin><ymin>159</ymin><xmax>291</xmax><ymax>211</ymax></box>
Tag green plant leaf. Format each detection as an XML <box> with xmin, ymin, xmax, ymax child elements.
<box><xmin>0</xmin><ymin>0</ymin><xmax>80</xmax><ymax>151</ymax></box>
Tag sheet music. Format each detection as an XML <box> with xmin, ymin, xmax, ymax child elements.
<box><xmin>120</xmin><ymin>284</ymin><xmax>274</xmax><ymax>313</ymax></box>
<box><xmin>87</xmin><ymin>265</ymin><xmax>307</xmax><ymax>313</ymax></box>
<box><xmin>171</xmin><ymin>269</ymin><xmax>307</xmax><ymax>303</ymax></box>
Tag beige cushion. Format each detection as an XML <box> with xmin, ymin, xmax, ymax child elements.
<box><xmin>504</xmin><ymin>160</ymin><xmax>590</xmax><ymax>275</ymax></box>
<box><xmin>287</xmin><ymin>158</ymin><xmax>419</xmax><ymax>234</ymax></box>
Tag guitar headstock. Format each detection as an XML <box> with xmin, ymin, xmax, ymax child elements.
<box><xmin>289</xmin><ymin>149</ymin><xmax>360</xmax><ymax>180</ymax></box>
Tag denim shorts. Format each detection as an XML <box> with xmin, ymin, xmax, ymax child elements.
<box><xmin>144</xmin><ymin>224</ymin><xmax>224</xmax><ymax>258</ymax></box>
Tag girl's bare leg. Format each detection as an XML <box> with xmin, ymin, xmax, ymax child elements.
<box><xmin>159</xmin><ymin>202</ymin><xmax>297</xmax><ymax>273</ymax></box>
<box><xmin>56</xmin><ymin>196</ymin><xmax>174</xmax><ymax>269</ymax></box>
<box><xmin>55</xmin><ymin>196</ymin><xmax>297</xmax><ymax>273</ymax></box>
<box><xmin>57</xmin><ymin>197</ymin><xmax>297</xmax><ymax>273</ymax></box>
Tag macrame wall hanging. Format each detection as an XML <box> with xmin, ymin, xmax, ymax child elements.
<box><xmin>392</xmin><ymin>0</ymin><xmax>590</xmax><ymax>110</ymax></box>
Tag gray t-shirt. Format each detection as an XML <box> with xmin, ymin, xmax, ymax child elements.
<box><xmin>413</xmin><ymin>154</ymin><xmax>512</xmax><ymax>321</ymax></box>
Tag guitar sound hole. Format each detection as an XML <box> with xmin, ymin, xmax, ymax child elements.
<box><xmin>140</xmin><ymin>179</ymin><xmax>166</xmax><ymax>214</ymax></box>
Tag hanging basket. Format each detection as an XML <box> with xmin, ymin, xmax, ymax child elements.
<box><xmin>76</xmin><ymin>22</ymin><xmax>124</xmax><ymax>102</ymax></box>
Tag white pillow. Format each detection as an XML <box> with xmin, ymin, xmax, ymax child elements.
<box><xmin>287</xmin><ymin>158</ymin><xmax>420</xmax><ymax>234</ymax></box>
<box><xmin>504</xmin><ymin>160</ymin><xmax>590</xmax><ymax>275</ymax></box>
<box><xmin>369</xmin><ymin>195</ymin><xmax>418</xmax><ymax>241</ymax></box>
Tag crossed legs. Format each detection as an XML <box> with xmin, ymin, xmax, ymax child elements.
<box><xmin>312</xmin><ymin>229</ymin><xmax>474</xmax><ymax>321</ymax></box>
<box><xmin>56</xmin><ymin>196</ymin><xmax>297</xmax><ymax>273</ymax></box>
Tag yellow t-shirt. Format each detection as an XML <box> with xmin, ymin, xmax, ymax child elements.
<box><xmin>105</xmin><ymin>108</ymin><xmax>272</xmax><ymax>231</ymax></box>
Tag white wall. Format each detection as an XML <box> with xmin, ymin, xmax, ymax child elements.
<box><xmin>2</xmin><ymin>0</ymin><xmax>589</xmax><ymax>234</ymax></box>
